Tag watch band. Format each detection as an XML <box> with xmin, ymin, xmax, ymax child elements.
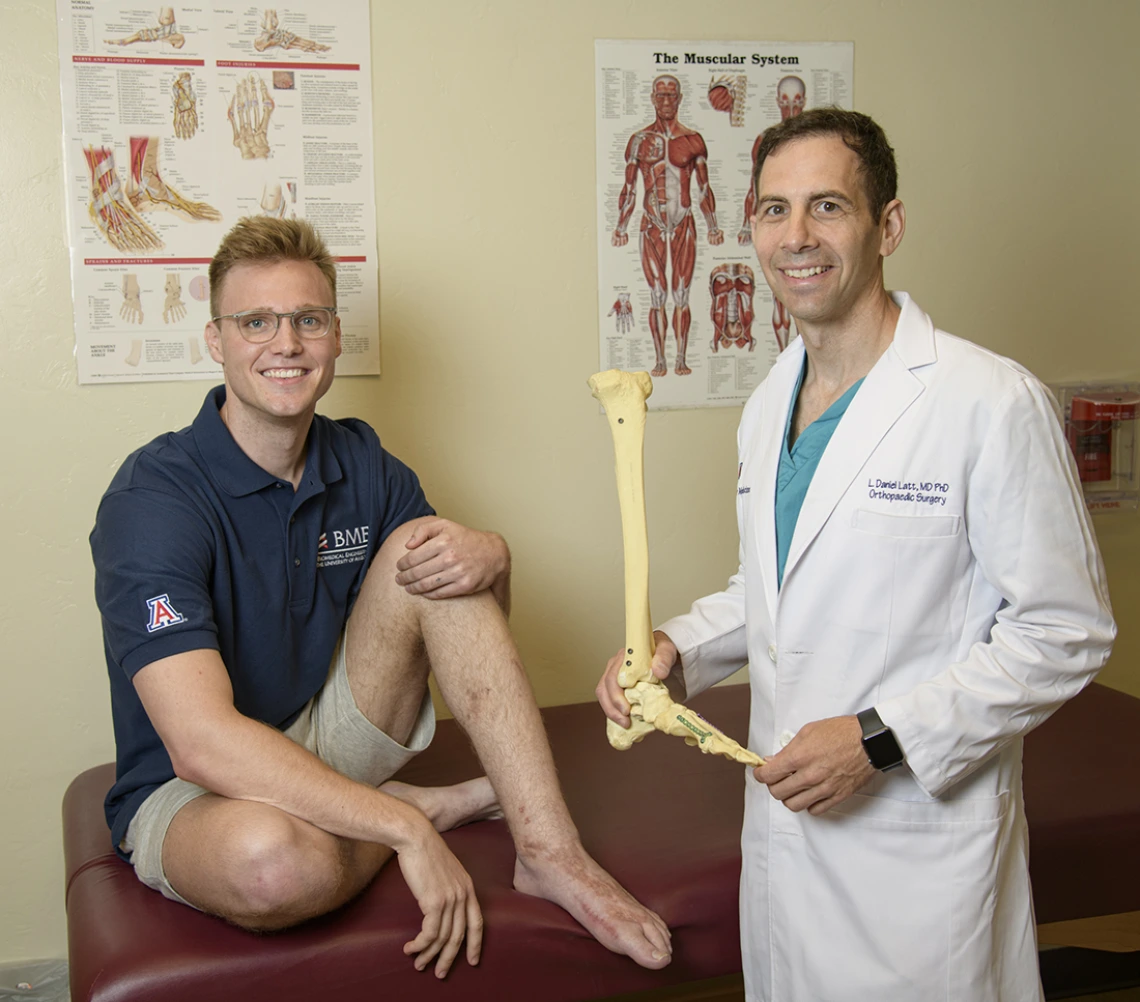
<box><xmin>856</xmin><ymin>707</ymin><xmax>905</xmax><ymax>772</ymax></box>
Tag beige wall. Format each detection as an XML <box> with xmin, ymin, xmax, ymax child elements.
<box><xmin>2</xmin><ymin>0</ymin><xmax>1137</xmax><ymax>966</ymax></box>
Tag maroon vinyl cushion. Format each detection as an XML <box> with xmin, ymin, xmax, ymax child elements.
<box><xmin>63</xmin><ymin>682</ymin><xmax>1140</xmax><ymax>1002</ymax></box>
<box><xmin>1020</xmin><ymin>680</ymin><xmax>1140</xmax><ymax>924</ymax></box>
<box><xmin>64</xmin><ymin>686</ymin><xmax>751</xmax><ymax>1002</ymax></box>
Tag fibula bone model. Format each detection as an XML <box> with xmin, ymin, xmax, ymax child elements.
<box><xmin>589</xmin><ymin>369</ymin><xmax>763</xmax><ymax>767</ymax></box>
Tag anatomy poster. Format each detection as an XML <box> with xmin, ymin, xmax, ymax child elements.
<box><xmin>596</xmin><ymin>40</ymin><xmax>853</xmax><ymax>410</ymax></box>
<box><xmin>56</xmin><ymin>3</ymin><xmax>379</xmax><ymax>383</ymax></box>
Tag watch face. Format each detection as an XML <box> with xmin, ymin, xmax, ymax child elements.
<box><xmin>864</xmin><ymin>728</ymin><xmax>903</xmax><ymax>769</ymax></box>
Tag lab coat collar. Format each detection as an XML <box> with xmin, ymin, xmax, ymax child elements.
<box><xmin>767</xmin><ymin>291</ymin><xmax>936</xmax><ymax>615</ymax></box>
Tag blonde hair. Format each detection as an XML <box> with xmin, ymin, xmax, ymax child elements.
<box><xmin>208</xmin><ymin>217</ymin><xmax>336</xmax><ymax>316</ymax></box>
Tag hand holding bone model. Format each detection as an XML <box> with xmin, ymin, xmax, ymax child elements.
<box><xmin>163</xmin><ymin>274</ymin><xmax>187</xmax><ymax>323</ymax></box>
<box><xmin>589</xmin><ymin>368</ymin><xmax>764</xmax><ymax>767</ymax></box>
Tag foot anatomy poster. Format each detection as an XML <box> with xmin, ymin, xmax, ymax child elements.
<box><xmin>595</xmin><ymin>40</ymin><xmax>853</xmax><ymax>410</ymax></box>
<box><xmin>56</xmin><ymin>3</ymin><xmax>379</xmax><ymax>384</ymax></box>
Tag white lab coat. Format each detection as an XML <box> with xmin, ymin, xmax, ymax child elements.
<box><xmin>659</xmin><ymin>293</ymin><xmax>1115</xmax><ymax>1002</ymax></box>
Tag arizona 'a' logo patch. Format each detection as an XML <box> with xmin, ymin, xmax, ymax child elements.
<box><xmin>146</xmin><ymin>593</ymin><xmax>186</xmax><ymax>633</ymax></box>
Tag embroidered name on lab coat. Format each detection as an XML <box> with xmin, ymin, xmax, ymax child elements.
<box><xmin>867</xmin><ymin>478</ymin><xmax>950</xmax><ymax>507</ymax></box>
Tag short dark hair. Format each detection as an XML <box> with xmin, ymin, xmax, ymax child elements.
<box><xmin>208</xmin><ymin>217</ymin><xmax>336</xmax><ymax>317</ymax></box>
<box><xmin>751</xmin><ymin>108</ymin><xmax>898</xmax><ymax>221</ymax></box>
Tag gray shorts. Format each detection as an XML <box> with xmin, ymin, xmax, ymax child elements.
<box><xmin>122</xmin><ymin>634</ymin><xmax>435</xmax><ymax>907</ymax></box>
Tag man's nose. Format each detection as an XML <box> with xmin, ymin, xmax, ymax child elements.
<box><xmin>781</xmin><ymin>207</ymin><xmax>815</xmax><ymax>253</ymax></box>
<box><xmin>270</xmin><ymin>315</ymin><xmax>304</xmax><ymax>351</ymax></box>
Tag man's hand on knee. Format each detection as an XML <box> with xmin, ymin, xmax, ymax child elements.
<box><xmin>395</xmin><ymin>518</ymin><xmax>511</xmax><ymax>604</ymax></box>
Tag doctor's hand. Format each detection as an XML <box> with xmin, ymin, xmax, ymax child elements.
<box><xmin>395</xmin><ymin>519</ymin><xmax>511</xmax><ymax>604</ymax></box>
<box><xmin>754</xmin><ymin>715</ymin><xmax>875</xmax><ymax>816</ymax></box>
<box><xmin>596</xmin><ymin>631</ymin><xmax>679</xmax><ymax>729</ymax></box>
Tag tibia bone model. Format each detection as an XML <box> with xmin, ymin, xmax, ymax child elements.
<box><xmin>589</xmin><ymin>368</ymin><xmax>764</xmax><ymax>767</ymax></box>
<box><xmin>254</xmin><ymin>9</ymin><xmax>330</xmax><ymax>52</ymax></box>
<box><xmin>163</xmin><ymin>273</ymin><xmax>187</xmax><ymax>323</ymax></box>
<box><xmin>228</xmin><ymin>74</ymin><xmax>274</xmax><ymax>160</ymax></box>
<box><xmin>106</xmin><ymin>7</ymin><xmax>185</xmax><ymax>49</ymax></box>
<box><xmin>83</xmin><ymin>147</ymin><xmax>163</xmax><ymax>253</ymax></box>
<box><xmin>172</xmin><ymin>72</ymin><xmax>198</xmax><ymax>139</ymax></box>
<box><xmin>128</xmin><ymin>137</ymin><xmax>222</xmax><ymax>222</ymax></box>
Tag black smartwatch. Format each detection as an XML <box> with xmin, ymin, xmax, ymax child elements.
<box><xmin>856</xmin><ymin>707</ymin><xmax>904</xmax><ymax>772</ymax></box>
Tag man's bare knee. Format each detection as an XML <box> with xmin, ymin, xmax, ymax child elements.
<box><xmin>169</xmin><ymin>805</ymin><xmax>347</xmax><ymax>930</ymax></box>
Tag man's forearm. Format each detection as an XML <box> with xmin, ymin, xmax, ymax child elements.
<box><xmin>175</xmin><ymin>707</ymin><xmax>432</xmax><ymax>851</ymax></box>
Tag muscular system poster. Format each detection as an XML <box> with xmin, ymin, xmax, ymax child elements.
<box><xmin>56</xmin><ymin>2</ymin><xmax>378</xmax><ymax>384</ymax></box>
<box><xmin>596</xmin><ymin>39</ymin><xmax>854</xmax><ymax>410</ymax></box>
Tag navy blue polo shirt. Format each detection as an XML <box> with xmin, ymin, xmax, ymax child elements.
<box><xmin>91</xmin><ymin>385</ymin><xmax>434</xmax><ymax>853</ymax></box>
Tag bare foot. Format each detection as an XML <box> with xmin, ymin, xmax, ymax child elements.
<box><xmin>381</xmin><ymin>777</ymin><xmax>503</xmax><ymax>833</ymax></box>
<box><xmin>513</xmin><ymin>846</ymin><xmax>672</xmax><ymax>969</ymax></box>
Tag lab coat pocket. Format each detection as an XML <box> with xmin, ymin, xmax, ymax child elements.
<box><xmin>852</xmin><ymin>508</ymin><xmax>961</xmax><ymax>538</ymax></box>
<box><xmin>768</xmin><ymin>791</ymin><xmax>1007</xmax><ymax>1002</ymax></box>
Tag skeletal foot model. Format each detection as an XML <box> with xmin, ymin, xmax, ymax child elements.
<box><xmin>254</xmin><ymin>9</ymin><xmax>330</xmax><ymax>52</ymax></box>
<box><xmin>127</xmin><ymin>136</ymin><xmax>221</xmax><ymax>222</ymax></box>
<box><xmin>172</xmin><ymin>72</ymin><xmax>198</xmax><ymax>139</ymax></box>
<box><xmin>163</xmin><ymin>274</ymin><xmax>187</xmax><ymax>323</ymax></box>
<box><xmin>228</xmin><ymin>74</ymin><xmax>274</xmax><ymax>160</ymax></box>
<box><xmin>106</xmin><ymin>7</ymin><xmax>185</xmax><ymax>49</ymax></box>
<box><xmin>84</xmin><ymin>146</ymin><xmax>163</xmax><ymax>252</ymax></box>
<box><xmin>120</xmin><ymin>275</ymin><xmax>144</xmax><ymax>324</ymax></box>
<box><xmin>589</xmin><ymin>368</ymin><xmax>764</xmax><ymax>767</ymax></box>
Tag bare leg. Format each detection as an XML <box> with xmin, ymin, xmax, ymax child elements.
<box><xmin>348</xmin><ymin>519</ymin><xmax>672</xmax><ymax>968</ymax></box>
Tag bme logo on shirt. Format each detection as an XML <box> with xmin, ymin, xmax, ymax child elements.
<box><xmin>145</xmin><ymin>594</ymin><xmax>186</xmax><ymax>633</ymax></box>
<box><xmin>316</xmin><ymin>524</ymin><xmax>370</xmax><ymax>569</ymax></box>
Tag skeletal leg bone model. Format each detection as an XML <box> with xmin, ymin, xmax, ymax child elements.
<box><xmin>589</xmin><ymin>369</ymin><xmax>764</xmax><ymax>767</ymax></box>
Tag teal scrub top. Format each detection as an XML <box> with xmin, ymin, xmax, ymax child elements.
<box><xmin>776</xmin><ymin>361</ymin><xmax>865</xmax><ymax>588</ymax></box>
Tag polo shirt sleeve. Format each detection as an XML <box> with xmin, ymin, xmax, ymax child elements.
<box><xmin>363</xmin><ymin>427</ymin><xmax>435</xmax><ymax>542</ymax></box>
<box><xmin>91</xmin><ymin>486</ymin><xmax>220</xmax><ymax>678</ymax></box>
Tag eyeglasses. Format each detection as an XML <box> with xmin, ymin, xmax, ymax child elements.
<box><xmin>210</xmin><ymin>307</ymin><xmax>337</xmax><ymax>344</ymax></box>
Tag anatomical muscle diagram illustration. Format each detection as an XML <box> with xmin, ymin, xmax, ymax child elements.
<box><xmin>254</xmin><ymin>10</ymin><xmax>330</xmax><ymax>52</ymax></box>
<box><xmin>612</xmin><ymin>75</ymin><xmax>724</xmax><ymax>378</ymax></box>
<box><xmin>106</xmin><ymin>8</ymin><xmax>185</xmax><ymax>49</ymax></box>
<box><xmin>739</xmin><ymin>75</ymin><xmax>806</xmax><ymax>351</ymax></box>
<box><xmin>172</xmin><ymin>72</ymin><xmax>198</xmax><ymax>140</ymax></box>
<box><xmin>83</xmin><ymin>146</ymin><xmax>163</xmax><ymax>252</ymax></box>
<box><xmin>228</xmin><ymin>73</ymin><xmax>274</xmax><ymax>160</ymax></box>
<box><xmin>709</xmin><ymin>264</ymin><xmax>755</xmax><ymax>352</ymax></box>
<box><xmin>608</xmin><ymin>293</ymin><xmax>634</xmax><ymax>334</ymax></box>
<box><xmin>707</xmin><ymin>74</ymin><xmax>747</xmax><ymax>127</ymax></box>
<box><xmin>127</xmin><ymin>136</ymin><xmax>221</xmax><ymax>222</ymax></box>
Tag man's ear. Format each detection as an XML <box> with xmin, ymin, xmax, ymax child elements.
<box><xmin>204</xmin><ymin>320</ymin><xmax>225</xmax><ymax>365</ymax></box>
<box><xmin>879</xmin><ymin>199</ymin><xmax>906</xmax><ymax>258</ymax></box>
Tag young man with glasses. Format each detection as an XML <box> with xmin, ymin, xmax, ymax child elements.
<box><xmin>91</xmin><ymin>217</ymin><xmax>671</xmax><ymax>979</ymax></box>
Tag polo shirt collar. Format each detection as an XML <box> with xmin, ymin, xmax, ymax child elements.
<box><xmin>191</xmin><ymin>385</ymin><xmax>342</xmax><ymax>498</ymax></box>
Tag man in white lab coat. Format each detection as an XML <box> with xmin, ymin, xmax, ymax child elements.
<box><xmin>597</xmin><ymin>109</ymin><xmax>1115</xmax><ymax>1001</ymax></box>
